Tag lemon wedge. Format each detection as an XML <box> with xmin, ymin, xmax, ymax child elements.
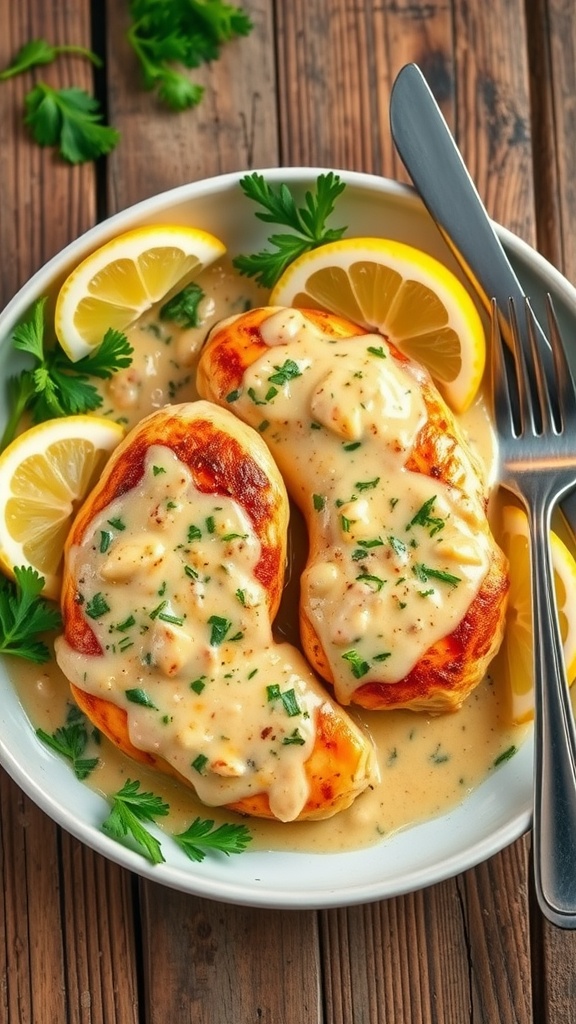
<box><xmin>269</xmin><ymin>237</ymin><xmax>485</xmax><ymax>412</ymax></box>
<box><xmin>55</xmin><ymin>224</ymin><xmax>226</xmax><ymax>361</ymax></box>
<box><xmin>0</xmin><ymin>416</ymin><xmax>124</xmax><ymax>599</ymax></box>
<box><xmin>496</xmin><ymin>504</ymin><xmax>576</xmax><ymax>724</ymax></box>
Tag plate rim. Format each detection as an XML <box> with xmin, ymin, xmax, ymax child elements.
<box><xmin>1</xmin><ymin>165</ymin><xmax>573</xmax><ymax>909</ymax></box>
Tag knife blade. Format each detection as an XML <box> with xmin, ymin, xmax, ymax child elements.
<box><xmin>389</xmin><ymin>62</ymin><xmax>576</xmax><ymax>530</ymax></box>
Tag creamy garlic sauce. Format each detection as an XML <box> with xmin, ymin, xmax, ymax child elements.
<box><xmin>100</xmin><ymin>258</ymin><xmax>267</xmax><ymax>429</ymax></box>
<box><xmin>4</xmin><ymin>264</ymin><xmax>529</xmax><ymax>853</ymax></box>
<box><xmin>228</xmin><ymin>308</ymin><xmax>495</xmax><ymax>704</ymax></box>
<box><xmin>54</xmin><ymin>443</ymin><xmax>339</xmax><ymax>823</ymax></box>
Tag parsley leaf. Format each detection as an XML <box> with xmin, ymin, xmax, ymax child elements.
<box><xmin>127</xmin><ymin>0</ymin><xmax>253</xmax><ymax>110</ymax></box>
<box><xmin>37</xmin><ymin>703</ymin><xmax>99</xmax><ymax>780</ymax></box>
<box><xmin>24</xmin><ymin>84</ymin><xmax>120</xmax><ymax>164</ymax></box>
<box><xmin>1</xmin><ymin>300</ymin><xmax>133</xmax><ymax>452</ymax></box>
<box><xmin>101</xmin><ymin>779</ymin><xmax>169</xmax><ymax>865</ymax></box>
<box><xmin>160</xmin><ymin>282</ymin><xmax>205</xmax><ymax>328</ymax></box>
<box><xmin>232</xmin><ymin>172</ymin><xmax>347</xmax><ymax>287</ymax></box>
<box><xmin>0</xmin><ymin>566</ymin><xmax>61</xmax><ymax>663</ymax></box>
<box><xmin>174</xmin><ymin>817</ymin><xmax>252</xmax><ymax>862</ymax></box>
<box><xmin>0</xmin><ymin>38</ymin><xmax>102</xmax><ymax>80</ymax></box>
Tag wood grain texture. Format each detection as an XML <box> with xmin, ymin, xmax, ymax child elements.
<box><xmin>104</xmin><ymin>0</ymin><xmax>278</xmax><ymax>211</ymax></box>
<box><xmin>1</xmin><ymin>0</ymin><xmax>576</xmax><ymax>1021</ymax></box>
<box><xmin>0</xmin><ymin>0</ymin><xmax>97</xmax><ymax>308</ymax></box>
<box><xmin>141</xmin><ymin>892</ymin><xmax>321</xmax><ymax>1023</ymax></box>
<box><xmin>527</xmin><ymin>0</ymin><xmax>576</xmax><ymax>286</ymax></box>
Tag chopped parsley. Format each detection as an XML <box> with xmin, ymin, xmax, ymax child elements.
<box><xmin>85</xmin><ymin>592</ymin><xmax>110</xmax><ymax>619</ymax></box>
<box><xmin>125</xmin><ymin>687</ymin><xmax>158</xmax><ymax>709</ymax></box>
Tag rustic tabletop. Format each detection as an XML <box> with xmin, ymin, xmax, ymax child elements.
<box><xmin>1</xmin><ymin>1</ymin><xmax>576</xmax><ymax>1022</ymax></box>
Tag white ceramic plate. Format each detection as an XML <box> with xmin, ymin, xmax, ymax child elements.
<box><xmin>1</xmin><ymin>168</ymin><xmax>575</xmax><ymax>910</ymax></box>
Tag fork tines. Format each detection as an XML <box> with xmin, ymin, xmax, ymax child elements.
<box><xmin>491</xmin><ymin>294</ymin><xmax>576</xmax><ymax>439</ymax></box>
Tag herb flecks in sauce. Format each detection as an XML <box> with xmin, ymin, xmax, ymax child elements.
<box><xmin>54</xmin><ymin>443</ymin><xmax>333</xmax><ymax>823</ymax></box>
<box><xmin>231</xmin><ymin>310</ymin><xmax>493</xmax><ymax>704</ymax></box>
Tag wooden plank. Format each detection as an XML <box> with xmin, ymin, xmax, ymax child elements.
<box><xmin>0</xmin><ymin>773</ymin><xmax>67</xmax><ymax>1024</ymax></box>
<box><xmin>321</xmin><ymin>886</ymin><xmax>471</xmax><ymax>1024</ymax></box>
<box><xmin>274</xmin><ymin>0</ymin><xmax>452</xmax><ymax>178</ymax></box>
<box><xmin>0</xmin><ymin>0</ymin><xmax>97</xmax><ymax>306</ymax></box>
<box><xmin>463</xmin><ymin>846</ymin><xmax>532</xmax><ymax>1023</ymax></box>
<box><xmin>141</xmin><ymin>893</ymin><xmax>322</xmax><ymax>1024</ymax></box>
<box><xmin>526</xmin><ymin>0</ymin><xmax>576</xmax><ymax>280</ymax></box>
<box><xmin>59</xmin><ymin>834</ymin><xmax>140</xmax><ymax>1024</ymax></box>
<box><xmin>0</xmin><ymin>3</ymin><xmax>140</xmax><ymax>1022</ymax></box>
<box><xmin>104</xmin><ymin>0</ymin><xmax>278</xmax><ymax>209</ymax></box>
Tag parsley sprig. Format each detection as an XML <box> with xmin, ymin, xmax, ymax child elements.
<box><xmin>127</xmin><ymin>0</ymin><xmax>253</xmax><ymax>110</ymax></box>
<box><xmin>101</xmin><ymin>779</ymin><xmax>170</xmax><ymax>865</ymax></box>
<box><xmin>37</xmin><ymin>703</ymin><xmax>99</xmax><ymax>780</ymax></box>
<box><xmin>174</xmin><ymin>817</ymin><xmax>252</xmax><ymax>862</ymax></box>
<box><xmin>0</xmin><ymin>38</ymin><xmax>102</xmax><ymax>80</ymax></box>
<box><xmin>232</xmin><ymin>172</ymin><xmax>347</xmax><ymax>288</ymax></box>
<box><xmin>0</xmin><ymin>567</ymin><xmax>61</xmax><ymax>663</ymax></box>
<box><xmin>100</xmin><ymin>780</ymin><xmax>253</xmax><ymax>866</ymax></box>
<box><xmin>1</xmin><ymin>298</ymin><xmax>133</xmax><ymax>453</ymax></box>
<box><xmin>24</xmin><ymin>85</ymin><xmax>120</xmax><ymax>164</ymax></box>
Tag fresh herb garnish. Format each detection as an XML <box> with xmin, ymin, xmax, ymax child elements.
<box><xmin>192</xmin><ymin>753</ymin><xmax>209</xmax><ymax>774</ymax></box>
<box><xmin>0</xmin><ymin>38</ymin><xmax>102</xmax><ymax>79</ymax></box>
<box><xmin>407</xmin><ymin>496</ymin><xmax>446</xmax><ymax>537</ymax></box>
<box><xmin>0</xmin><ymin>566</ymin><xmax>61</xmax><ymax>663</ymax></box>
<box><xmin>282</xmin><ymin>728</ymin><xmax>306</xmax><ymax>746</ymax></box>
<box><xmin>173</xmin><ymin>817</ymin><xmax>252</xmax><ymax>862</ymax></box>
<box><xmin>208</xmin><ymin>614</ymin><xmax>231</xmax><ymax>646</ymax></box>
<box><xmin>267</xmin><ymin>359</ymin><xmax>302</xmax><ymax>386</ymax></box>
<box><xmin>101</xmin><ymin>779</ymin><xmax>169</xmax><ymax>865</ymax></box>
<box><xmin>356</xmin><ymin>573</ymin><xmax>386</xmax><ymax>592</ymax></box>
<box><xmin>85</xmin><ymin>592</ymin><xmax>111</xmax><ymax>619</ymax></box>
<box><xmin>24</xmin><ymin>84</ymin><xmax>120</xmax><ymax>164</ymax></box>
<box><xmin>36</xmin><ymin>703</ymin><xmax>99</xmax><ymax>780</ymax></box>
<box><xmin>342</xmin><ymin>649</ymin><xmax>370</xmax><ymax>679</ymax></box>
<box><xmin>125</xmin><ymin>688</ymin><xmax>158</xmax><ymax>709</ymax></box>
<box><xmin>267</xmin><ymin>684</ymin><xmax>301</xmax><ymax>717</ymax></box>
<box><xmin>127</xmin><ymin>0</ymin><xmax>253</xmax><ymax>110</ymax></box>
<box><xmin>493</xmin><ymin>745</ymin><xmax>517</xmax><ymax>767</ymax></box>
<box><xmin>1</xmin><ymin>299</ymin><xmax>132</xmax><ymax>452</ymax></box>
<box><xmin>159</xmin><ymin>282</ymin><xmax>205</xmax><ymax>328</ymax></box>
<box><xmin>355</xmin><ymin>477</ymin><xmax>380</xmax><ymax>491</ymax></box>
<box><xmin>233</xmin><ymin>172</ymin><xmax>347</xmax><ymax>287</ymax></box>
<box><xmin>412</xmin><ymin>564</ymin><xmax>461</xmax><ymax>587</ymax></box>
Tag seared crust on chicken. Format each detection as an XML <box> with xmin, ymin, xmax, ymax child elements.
<box><xmin>56</xmin><ymin>401</ymin><xmax>375</xmax><ymax>822</ymax></box>
<box><xmin>197</xmin><ymin>306</ymin><xmax>509</xmax><ymax>713</ymax></box>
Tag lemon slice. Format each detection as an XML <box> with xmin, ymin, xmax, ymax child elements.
<box><xmin>496</xmin><ymin>504</ymin><xmax>576</xmax><ymax>724</ymax></box>
<box><xmin>55</xmin><ymin>225</ymin><xmax>226</xmax><ymax>361</ymax></box>
<box><xmin>269</xmin><ymin>237</ymin><xmax>485</xmax><ymax>412</ymax></box>
<box><xmin>0</xmin><ymin>416</ymin><xmax>124</xmax><ymax>600</ymax></box>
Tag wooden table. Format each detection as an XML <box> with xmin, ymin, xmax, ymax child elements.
<box><xmin>1</xmin><ymin>2</ymin><xmax>576</xmax><ymax>1021</ymax></box>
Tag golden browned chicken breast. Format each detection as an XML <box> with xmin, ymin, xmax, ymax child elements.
<box><xmin>54</xmin><ymin>401</ymin><xmax>375</xmax><ymax>822</ymax></box>
<box><xmin>197</xmin><ymin>306</ymin><xmax>509</xmax><ymax>713</ymax></box>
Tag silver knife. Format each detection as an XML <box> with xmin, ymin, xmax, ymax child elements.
<box><xmin>389</xmin><ymin>61</ymin><xmax>576</xmax><ymax>528</ymax></box>
<box><xmin>389</xmin><ymin>62</ymin><xmax>536</xmax><ymax>337</ymax></box>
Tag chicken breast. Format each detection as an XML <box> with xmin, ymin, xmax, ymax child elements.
<box><xmin>55</xmin><ymin>401</ymin><xmax>376</xmax><ymax>822</ymax></box>
<box><xmin>197</xmin><ymin>306</ymin><xmax>509</xmax><ymax>712</ymax></box>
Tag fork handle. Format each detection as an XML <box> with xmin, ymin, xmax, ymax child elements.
<box><xmin>527</xmin><ymin>494</ymin><xmax>576</xmax><ymax>927</ymax></box>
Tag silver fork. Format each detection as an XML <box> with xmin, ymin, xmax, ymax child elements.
<box><xmin>492</xmin><ymin>295</ymin><xmax>576</xmax><ymax>927</ymax></box>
